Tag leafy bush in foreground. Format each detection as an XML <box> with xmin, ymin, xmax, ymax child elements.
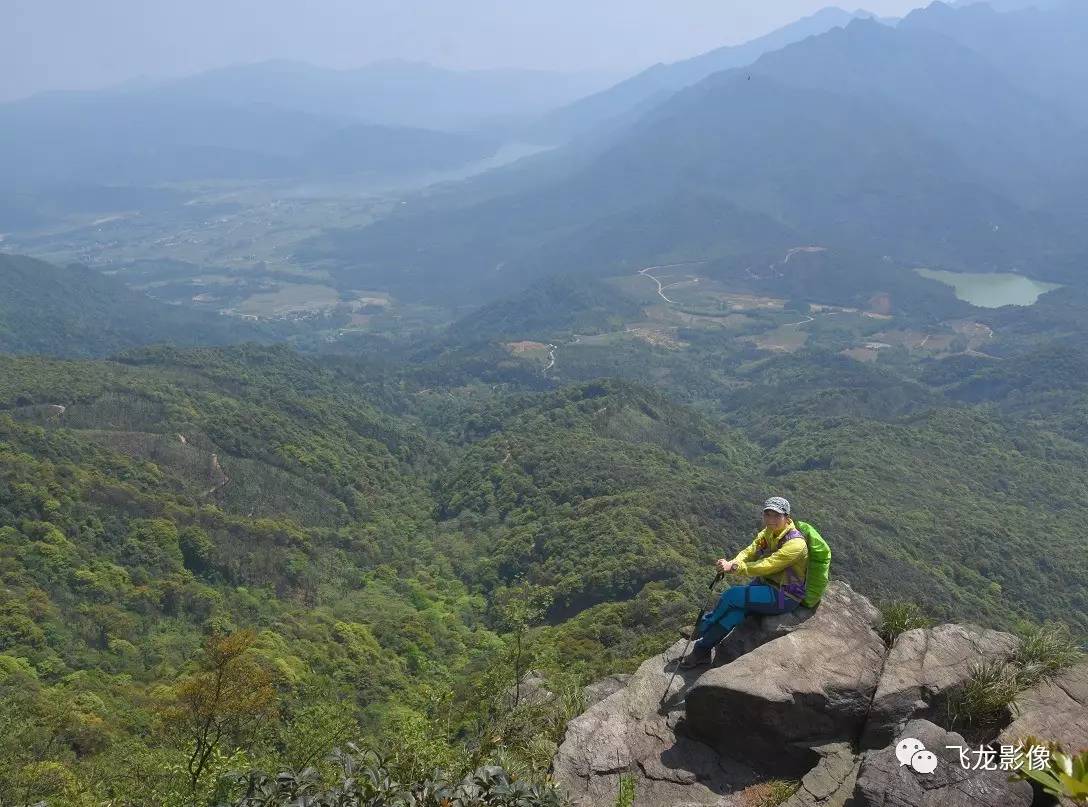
<box><xmin>1011</xmin><ymin>738</ymin><xmax>1088</xmax><ymax>803</ymax></box>
<box><xmin>221</xmin><ymin>746</ymin><xmax>568</xmax><ymax>807</ymax></box>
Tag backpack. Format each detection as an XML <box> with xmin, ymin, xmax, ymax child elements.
<box><xmin>794</xmin><ymin>521</ymin><xmax>831</xmax><ymax>607</ymax></box>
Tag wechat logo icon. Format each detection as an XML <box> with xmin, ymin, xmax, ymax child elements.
<box><xmin>896</xmin><ymin>737</ymin><xmax>939</xmax><ymax>774</ymax></box>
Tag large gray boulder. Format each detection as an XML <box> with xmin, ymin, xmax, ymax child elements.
<box><xmin>552</xmin><ymin>639</ymin><xmax>761</xmax><ymax>806</ymax></box>
<box><xmin>863</xmin><ymin>623</ymin><xmax>1020</xmax><ymax>748</ymax></box>
<box><xmin>851</xmin><ymin>719</ymin><xmax>1033</xmax><ymax>807</ymax></box>
<box><xmin>684</xmin><ymin>582</ymin><xmax>886</xmax><ymax>769</ymax></box>
<box><xmin>1000</xmin><ymin>659</ymin><xmax>1088</xmax><ymax>752</ymax></box>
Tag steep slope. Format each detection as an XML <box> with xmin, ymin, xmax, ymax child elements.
<box><xmin>0</xmin><ymin>347</ymin><xmax>461</xmax><ymax>802</ymax></box>
<box><xmin>2</xmin><ymin>343</ymin><xmax>1087</xmax><ymax>801</ymax></box>
<box><xmin>898</xmin><ymin>0</ymin><xmax>1088</xmax><ymax>237</ymax></box>
<box><xmin>534</xmin><ymin>7</ymin><xmax>874</xmax><ymax>143</ymax></box>
<box><xmin>742</xmin><ymin>15</ymin><xmax>1086</xmax><ymax>200</ymax></box>
<box><xmin>908</xmin><ymin>0</ymin><xmax>1088</xmax><ymax>125</ymax></box>
<box><xmin>305</xmin><ymin>75</ymin><xmax>1031</xmax><ymax>301</ymax></box>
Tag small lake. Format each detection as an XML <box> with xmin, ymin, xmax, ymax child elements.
<box><xmin>915</xmin><ymin>268</ymin><xmax>1063</xmax><ymax>308</ymax></box>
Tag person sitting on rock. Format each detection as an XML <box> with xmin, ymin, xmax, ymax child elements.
<box><xmin>680</xmin><ymin>496</ymin><xmax>808</xmax><ymax>669</ymax></box>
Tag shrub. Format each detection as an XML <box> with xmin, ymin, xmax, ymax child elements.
<box><xmin>877</xmin><ymin>600</ymin><xmax>934</xmax><ymax>646</ymax></box>
<box><xmin>946</xmin><ymin>659</ymin><xmax>1021</xmax><ymax>732</ymax></box>
<box><xmin>1011</xmin><ymin>737</ymin><xmax>1088</xmax><ymax>803</ymax></box>
<box><xmin>220</xmin><ymin>746</ymin><xmax>568</xmax><ymax>807</ymax></box>
<box><xmin>1013</xmin><ymin>622</ymin><xmax>1084</xmax><ymax>688</ymax></box>
<box><xmin>949</xmin><ymin>620</ymin><xmax>1083</xmax><ymax>735</ymax></box>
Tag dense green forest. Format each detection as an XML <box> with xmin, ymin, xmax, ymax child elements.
<box><xmin>1</xmin><ymin>333</ymin><xmax>1086</xmax><ymax>803</ymax></box>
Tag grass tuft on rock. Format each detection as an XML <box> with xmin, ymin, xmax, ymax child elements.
<box><xmin>877</xmin><ymin>600</ymin><xmax>935</xmax><ymax>646</ymax></box>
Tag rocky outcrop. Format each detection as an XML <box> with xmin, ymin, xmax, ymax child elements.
<box><xmin>685</xmin><ymin>583</ymin><xmax>885</xmax><ymax>770</ymax></box>
<box><xmin>1000</xmin><ymin>660</ymin><xmax>1088</xmax><ymax>751</ymax></box>
<box><xmin>551</xmin><ymin>581</ymin><xmax>1077</xmax><ymax>807</ymax></box>
<box><xmin>853</xmin><ymin>719</ymin><xmax>1033</xmax><ymax>807</ymax></box>
<box><xmin>507</xmin><ymin>669</ymin><xmax>555</xmax><ymax>708</ymax></box>
<box><xmin>863</xmin><ymin>623</ymin><xmax>1020</xmax><ymax>748</ymax></box>
<box><xmin>778</xmin><ymin>742</ymin><xmax>860</xmax><ymax>807</ymax></box>
<box><xmin>554</xmin><ymin>582</ymin><xmax>883</xmax><ymax>806</ymax></box>
<box><xmin>552</xmin><ymin>636</ymin><xmax>761</xmax><ymax>806</ymax></box>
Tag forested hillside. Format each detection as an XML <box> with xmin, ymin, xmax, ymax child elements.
<box><xmin>2</xmin><ymin>340</ymin><xmax>1085</xmax><ymax>803</ymax></box>
<box><xmin>0</xmin><ymin>254</ymin><xmax>268</xmax><ymax>357</ymax></box>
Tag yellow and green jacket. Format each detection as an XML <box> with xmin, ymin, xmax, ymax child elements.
<box><xmin>731</xmin><ymin>520</ymin><xmax>809</xmax><ymax>598</ymax></box>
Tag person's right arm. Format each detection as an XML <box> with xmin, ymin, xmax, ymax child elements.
<box><xmin>717</xmin><ymin>533</ymin><xmax>764</xmax><ymax>572</ymax></box>
<box><xmin>732</xmin><ymin>534</ymin><xmax>764</xmax><ymax>565</ymax></box>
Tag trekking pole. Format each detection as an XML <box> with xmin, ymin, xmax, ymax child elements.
<box><xmin>660</xmin><ymin>571</ymin><xmax>724</xmax><ymax>704</ymax></box>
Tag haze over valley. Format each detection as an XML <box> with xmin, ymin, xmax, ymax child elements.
<box><xmin>2</xmin><ymin>2</ymin><xmax>1087</xmax><ymax>805</ymax></box>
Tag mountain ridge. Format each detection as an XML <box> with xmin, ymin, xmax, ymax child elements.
<box><xmin>533</xmin><ymin>6</ymin><xmax>879</xmax><ymax>143</ymax></box>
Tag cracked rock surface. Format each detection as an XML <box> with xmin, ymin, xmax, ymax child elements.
<box><xmin>863</xmin><ymin>623</ymin><xmax>1020</xmax><ymax>748</ymax></box>
<box><xmin>551</xmin><ymin>634</ymin><xmax>761</xmax><ymax>806</ymax></box>
<box><xmin>552</xmin><ymin>581</ymin><xmax>1078</xmax><ymax>807</ymax></box>
<box><xmin>583</xmin><ymin>674</ymin><xmax>632</xmax><ymax>709</ymax></box>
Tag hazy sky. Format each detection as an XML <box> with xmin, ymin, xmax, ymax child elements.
<box><xmin>3</xmin><ymin>0</ymin><xmax>928</xmax><ymax>102</ymax></box>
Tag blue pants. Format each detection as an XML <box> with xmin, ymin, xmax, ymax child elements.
<box><xmin>694</xmin><ymin>582</ymin><xmax>798</xmax><ymax>650</ymax></box>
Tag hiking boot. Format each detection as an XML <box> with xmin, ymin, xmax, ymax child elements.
<box><xmin>678</xmin><ymin>645</ymin><xmax>713</xmax><ymax>669</ymax></box>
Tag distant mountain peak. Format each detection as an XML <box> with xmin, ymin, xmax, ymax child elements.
<box><xmin>532</xmin><ymin>5</ymin><xmax>879</xmax><ymax>143</ymax></box>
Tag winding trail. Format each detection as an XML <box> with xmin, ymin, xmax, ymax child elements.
<box><xmin>638</xmin><ymin>261</ymin><xmax>709</xmax><ymax>303</ymax></box>
<box><xmin>782</xmin><ymin>246</ymin><xmax>827</xmax><ymax>264</ymax></box>
<box><xmin>544</xmin><ymin>344</ymin><xmax>557</xmax><ymax>371</ymax></box>
<box><xmin>639</xmin><ymin>266</ymin><xmax>677</xmax><ymax>303</ymax></box>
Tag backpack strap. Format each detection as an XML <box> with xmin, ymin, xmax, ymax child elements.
<box><xmin>781</xmin><ymin>528</ymin><xmax>805</xmax><ymax>544</ymax></box>
<box><xmin>779</xmin><ymin>529</ymin><xmax>808</xmax><ymax>602</ymax></box>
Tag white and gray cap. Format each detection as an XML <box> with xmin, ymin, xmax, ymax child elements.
<box><xmin>762</xmin><ymin>496</ymin><xmax>791</xmax><ymax>515</ymax></box>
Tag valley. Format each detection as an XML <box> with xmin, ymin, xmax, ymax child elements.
<box><xmin>2</xmin><ymin>2</ymin><xmax>1088</xmax><ymax>803</ymax></box>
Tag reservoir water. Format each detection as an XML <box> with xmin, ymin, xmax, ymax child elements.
<box><xmin>915</xmin><ymin>268</ymin><xmax>1062</xmax><ymax>308</ymax></box>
